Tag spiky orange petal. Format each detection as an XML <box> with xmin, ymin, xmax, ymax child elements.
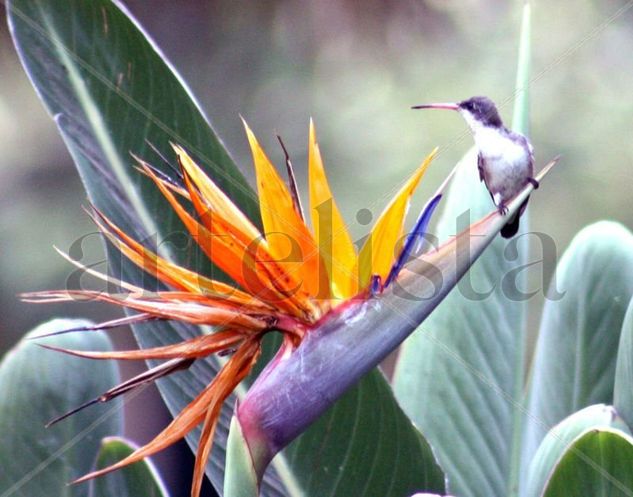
<box><xmin>172</xmin><ymin>144</ymin><xmax>264</xmax><ymax>245</ymax></box>
<box><xmin>38</xmin><ymin>329</ymin><xmax>246</xmax><ymax>360</ymax></box>
<box><xmin>308</xmin><ymin>120</ymin><xmax>358</xmax><ymax>299</ymax></box>
<box><xmin>139</xmin><ymin>162</ymin><xmax>314</xmax><ymax>317</ymax></box>
<box><xmin>26</xmin><ymin>290</ymin><xmax>270</xmax><ymax>329</ymax></box>
<box><xmin>72</xmin><ymin>339</ymin><xmax>261</xmax><ymax>488</ymax></box>
<box><xmin>175</xmin><ymin>160</ymin><xmax>317</xmax><ymax>318</ymax></box>
<box><xmin>357</xmin><ymin>148</ymin><xmax>437</xmax><ymax>288</ymax></box>
<box><xmin>191</xmin><ymin>338</ymin><xmax>261</xmax><ymax>497</ymax></box>
<box><xmin>89</xmin><ymin>208</ymin><xmax>270</xmax><ymax>310</ymax></box>
<box><xmin>243</xmin><ymin>121</ymin><xmax>329</xmax><ymax>303</ymax></box>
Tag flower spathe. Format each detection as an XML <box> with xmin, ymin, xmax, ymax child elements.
<box><xmin>24</xmin><ymin>120</ymin><xmax>438</xmax><ymax>497</ymax></box>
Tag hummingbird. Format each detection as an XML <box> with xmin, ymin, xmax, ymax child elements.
<box><xmin>412</xmin><ymin>96</ymin><xmax>538</xmax><ymax>238</ymax></box>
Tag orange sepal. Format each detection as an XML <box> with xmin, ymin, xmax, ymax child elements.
<box><xmin>191</xmin><ymin>338</ymin><xmax>261</xmax><ymax>497</ymax></box>
<box><xmin>38</xmin><ymin>329</ymin><xmax>246</xmax><ymax>361</ymax></box>
<box><xmin>89</xmin><ymin>208</ymin><xmax>270</xmax><ymax>310</ymax></box>
<box><xmin>72</xmin><ymin>339</ymin><xmax>261</xmax><ymax>491</ymax></box>
<box><xmin>174</xmin><ymin>159</ymin><xmax>317</xmax><ymax>318</ymax></box>
<box><xmin>308</xmin><ymin>120</ymin><xmax>358</xmax><ymax>299</ymax></box>
<box><xmin>138</xmin><ymin>163</ymin><xmax>309</xmax><ymax>315</ymax></box>
<box><xmin>171</xmin><ymin>144</ymin><xmax>264</xmax><ymax>246</ymax></box>
<box><xmin>26</xmin><ymin>289</ymin><xmax>270</xmax><ymax>330</ymax></box>
<box><xmin>243</xmin><ymin>121</ymin><xmax>329</xmax><ymax>303</ymax></box>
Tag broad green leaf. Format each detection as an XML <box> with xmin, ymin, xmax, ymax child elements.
<box><xmin>90</xmin><ymin>436</ymin><xmax>169</xmax><ymax>497</ymax></box>
<box><xmin>393</xmin><ymin>6</ymin><xmax>533</xmax><ymax>492</ymax></box>
<box><xmin>520</xmin><ymin>222</ymin><xmax>633</xmax><ymax>492</ymax></box>
<box><xmin>278</xmin><ymin>371</ymin><xmax>445</xmax><ymax>497</ymax></box>
<box><xmin>524</xmin><ymin>404</ymin><xmax>630</xmax><ymax>497</ymax></box>
<box><xmin>0</xmin><ymin>319</ymin><xmax>121</xmax><ymax>497</ymax></box>
<box><xmin>541</xmin><ymin>428</ymin><xmax>633</xmax><ymax>497</ymax></box>
<box><xmin>614</xmin><ymin>297</ymin><xmax>633</xmax><ymax>429</ymax></box>
<box><xmin>8</xmin><ymin>2</ymin><xmax>445</xmax><ymax>495</ymax></box>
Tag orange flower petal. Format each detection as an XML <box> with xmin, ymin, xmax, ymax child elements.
<box><xmin>191</xmin><ymin>339</ymin><xmax>261</xmax><ymax>497</ymax></box>
<box><xmin>243</xmin><ymin>121</ymin><xmax>329</xmax><ymax>303</ymax></box>
<box><xmin>357</xmin><ymin>148</ymin><xmax>437</xmax><ymax>289</ymax></box>
<box><xmin>171</xmin><ymin>144</ymin><xmax>264</xmax><ymax>245</ymax></box>
<box><xmin>90</xmin><ymin>208</ymin><xmax>269</xmax><ymax>309</ymax></box>
<box><xmin>38</xmin><ymin>330</ymin><xmax>246</xmax><ymax>361</ymax></box>
<box><xmin>174</xmin><ymin>160</ymin><xmax>316</xmax><ymax>318</ymax></box>
<box><xmin>137</xmin><ymin>165</ymin><xmax>311</xmax><ymax>316</ymax></box>
<box><xmin>27</xmin><ymin>289</ymin><xmax>271</xmax><ymax>330</ymax></box>
<box><xmin>308</xmin><ymin>120</ymin><xmax>358</xmax><ymax>299</ymax></box>
<box><xmin>38</xmin><ymin>329</ymin><xmax>246</xmax><ymax>360</ymax></box>
<box><xmin>72</xmin><ymin>339</ymin><xmax>260</xmax><ymax>489</ymax></box>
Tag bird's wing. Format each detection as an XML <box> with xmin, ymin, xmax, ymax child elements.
<box><xmin>477</xmin><ymin>153</ymin><xmax>497</xmax><ymax>205</ymax></box>
<box><xmin>477</xmin><ymin>152</ymin><xmax>485</xmax><ymax>182</ymax></box>
<box><xmin>511</xmin><ymin>131</ymin><xmax>535</xmax><ymax>177</ymax></box>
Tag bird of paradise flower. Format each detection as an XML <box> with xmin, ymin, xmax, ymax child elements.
<box><xmin>23</xmin><ymin>120</ymin><xmax>444</xmax><ymax>497</ymax></box>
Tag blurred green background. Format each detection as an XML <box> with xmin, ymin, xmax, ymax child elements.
<box><xmin>1</xmin><ymin>1</ymin><xmax>632</xmax><ymax>495</ymax></box>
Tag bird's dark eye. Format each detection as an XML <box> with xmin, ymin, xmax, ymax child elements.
<box><xmin>461</xmin><ymin>100</ymin><xmax>475</xmax><ymax>112</ymax></box>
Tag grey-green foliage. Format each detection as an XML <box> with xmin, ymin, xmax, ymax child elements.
<box><xmin>614</xmin><ymin>298</ymin><xmax>633</xmax><ymax>429</ymax></box>
<box><xmin>395</xmin><ymin>216</ymin><xmax>633</xmax><ymax>497</ymax></box>
<box><xmin>391</xmin><ymin>5</ymin><xmax>533</xmax><ymax>496</ymax></box>
<box><xmin>520</xmin><ymin>222</ymin><xmax>633</xmax><ymax>495</ymax></box>
<box><xmin>0</xmin><ymin>319</ymin><xmax>121</xmax><ymax>497</ymax></box>
<box><xmin>392</xmin><ymin>148</ymin><xmax>530</xmax><ymax>497</ymax></box>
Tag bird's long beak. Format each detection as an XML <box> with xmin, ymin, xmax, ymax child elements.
<box><xmin>411</xmin><ymin>103</ymin><xmax>459</xmax><ymax>111</ymax></box>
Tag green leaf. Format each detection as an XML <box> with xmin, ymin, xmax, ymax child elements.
<box><xmin>524</xmin><ymin>404</ymin><xmax>630</xmax><ymax>497</ymax></box>
<box><xmin>614</xmin><ymin>297</ymin><xmax>633</xmax><ymax>429</ymax></box>
<box><xmin>511</xmin><ymin>2</ymin><xmax>531</xmax><ymax>136</ymax></box>
<box><xmin>521</xmin><ymin>222</ymin><xmax>633</xmax><ymax>490</ymax></box>
<box><xmin>7</xmin><ymin>0</ymin><xmax>259</xmax><ymax>261</ymax></box>
<box><xmin>7</xmin><ymin>2</ymin><xmax>448</xmax><ymax>495</ymax></box>
<box><xmin>393</xmin><ymin>6</ymin><xmax>534</xmax><ymax>495</ymax></box>
<box><xmin>278</xmin><ymin>371</ymin><xmax>446</xmax><ymax>497</ymax></box>
<box><xmin>89</xmin><ymin>436</ymin><xmax>169</xmax><ymax>497</ymax></box>
<box><xmin>0</xmin><ymin>319</ymin><xmax>121</xmax><ymax>497</ymax></box>
<box><xmin>541</xmin><ymin>428</ymin><xmax>633</xmax><ymax>497</ymax></box>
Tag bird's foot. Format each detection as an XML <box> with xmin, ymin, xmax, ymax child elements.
<box><xmin>497</xmin><ymin>203</ymin><xmax>509</xmax><ymax>216</ymax></box>
<box><xmin>528</xmin><ymin>177</ymin><xmax>540</xmax><ymax>189</ymax></box>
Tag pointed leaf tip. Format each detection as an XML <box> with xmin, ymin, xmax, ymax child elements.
<box><xmin>525</xmin><ymin>404</ymin><xmax>630</xmax><ymax>497</ymax></box>
<box><xmin>224</xmin><ymin>415</ymin><xmax>259</xmax><ymax>497</ymax></box>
